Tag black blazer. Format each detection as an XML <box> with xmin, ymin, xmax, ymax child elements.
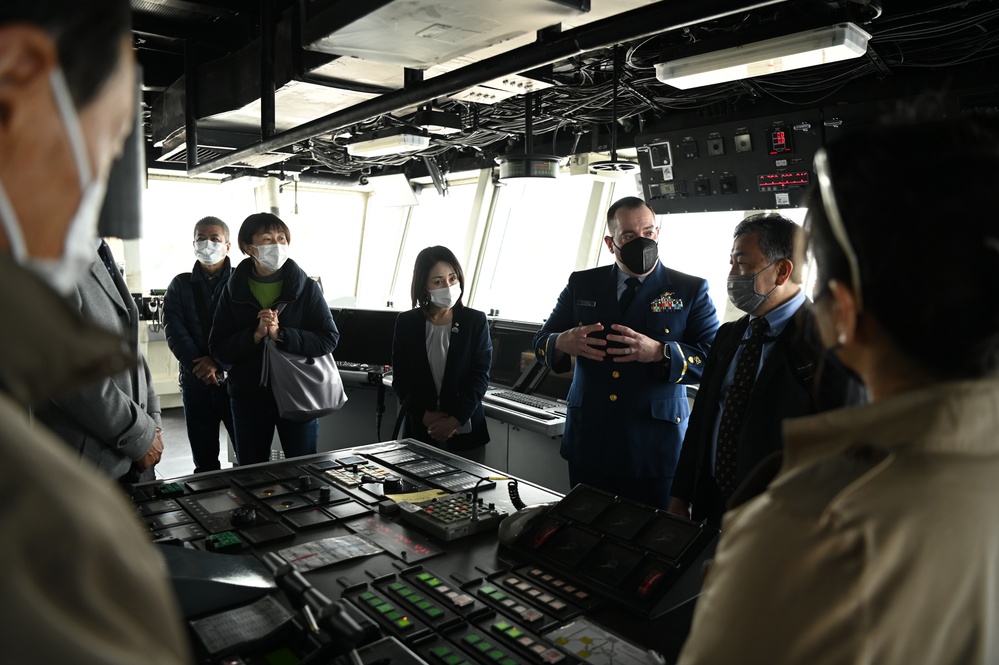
<box><xmin>391</xmin><ymin>306</ymin><xmax>491</xmax><ymax>449</ymax></box>
<box><xmin>671</xmin><ymin>299</ymin><xmax>864</xmax><ymax>526</ymax></box>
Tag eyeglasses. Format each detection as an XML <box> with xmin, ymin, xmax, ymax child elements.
<box><xmin>813</xmin><ymin>148</ymin><xmax>864</xmax><ymax>311</ymax></box>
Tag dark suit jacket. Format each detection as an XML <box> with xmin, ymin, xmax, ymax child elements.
<box><xmin>534</xmin><ymin>262</ymin><xmax>719</xmax><ymax>479</ymax></box>
<box><xmin>670</xmin><ymin>299</ymin><xmax>865</xmax><ymax>526</ymax></box>
<box><xmin>391</xmin><ymin>306</ymin><xmax>491</xmax><ymax>448</ymax></box>
<box><xmin>35</xmin><ymin>256</ymin><xmax>160</xmax><ymax>483</ymax></box>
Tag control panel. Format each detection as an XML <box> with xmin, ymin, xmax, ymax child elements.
<box><xmin>636</xmin><ymin>110</ymin><xmax>824</xmax><ymax>213</ymax></box>
<box><xmin>127</xmin><ymin>440</ymin><xmax>713</xmax><ymax>664</ymax></box>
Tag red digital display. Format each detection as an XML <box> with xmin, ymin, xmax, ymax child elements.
<box><xmin>757</xmin><ymin>172</ymin><xmax>810</xmax><ymax>191</ymax></box>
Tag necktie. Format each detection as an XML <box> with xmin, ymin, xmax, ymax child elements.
<box><xmin>714</xmin><ymin>317</ymin><xmax>769</xmax><ymax>498</ymax></box>
<box><xmin>619</xmin><ymin>276</ymin><xmax>641</xmax><ymax>314</ymax></box>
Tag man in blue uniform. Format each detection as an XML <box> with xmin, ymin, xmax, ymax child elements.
<box><xmin>534</xmin><ymin>197</ymin><xmax>719</xmax><ymax>509</ymax></box>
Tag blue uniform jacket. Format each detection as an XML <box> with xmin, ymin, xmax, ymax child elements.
<box><xmin>392</xmin><ymin>306</ymin><xmax>492</xmax><ymax>448</ymax></box>
<box><xmin>209</xmin><ymin>257</ymin><xmax>339</xmax><ymax>399</ymax></box>
<box><xmin>534</xmin><ymin>262</ymin><xmax>719</xmax><ymax>478</ymax></box>
<box><xmin>163</xmin><ymin>258</ymin><xmax>233</xmax><ymax>389</ymax></box>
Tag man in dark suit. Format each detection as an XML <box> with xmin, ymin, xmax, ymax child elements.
<box><xmin>36</xmin><ymin>239</ymin><xmax>163</xmax><ymax>484</ymax></box>
<box><xmin>534</xmin><ymin>197</ymin><xmax>719</xmax><ymax>509</ymax></box>
<box><xmin>669</xmin><ymin>213</ymin><xmax>863</xmax><ymax>527</ymax></box>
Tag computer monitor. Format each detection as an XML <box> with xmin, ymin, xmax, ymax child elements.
<box><xmin>488</xmin><ymin>319</ymin><xmax>541</xmax><ymax>389</ymax></box>
<box><xmin>332</xmin><ymin>308</ymin><xmax>400</xmax><ymax>367</ymax></box>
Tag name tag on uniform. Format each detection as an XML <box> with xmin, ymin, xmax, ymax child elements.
<box><xmin>576</xmin><ymin>300</ymin><xmax>597</xmax><ymax>307</ymax></box>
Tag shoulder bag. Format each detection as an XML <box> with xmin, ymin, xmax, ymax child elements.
<box><xmin>260</xmin><ymin>335</ymin><xmax>347</xmax><ymax>421</ymax></box>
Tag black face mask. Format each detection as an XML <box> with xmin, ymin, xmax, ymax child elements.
<box><xmin>614</xmin><ymin>237</ymin><xmax>659</xmax><ymax>275</ymax></box>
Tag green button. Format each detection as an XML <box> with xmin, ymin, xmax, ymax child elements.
<box><xmin>395</xmin><ymin>618</ymin><xmax>413</xmax><ymax>630</ymax></box>
<box><xmin>398</xmin><ymin>587</ymin><xmax>413</xmax><ymax>597</ymax></box>
<box><xmin>359</xmin><ymin>592</ymin><xmax>375</xmax><ymax>601</ymax></box>
<box><xmin>500</xmin><ymin>658</ymin><xmax>518</xmax><ymax>665</ymax></box>
<box><xmin>409</xmin><ymin>594</ymin><xmax>423</xmax><ymax>603</ymax></box>
<box><xmin>375</xmin><ymin>604</ymin><xmax>393</xmax><ymax>614</ymax></box>
<box><xmin>478</xmin><ymin>586</ymin><xmax>496</xmax><ymax>596</ymax></box>
<box><xmin>505</xmin><ymin>628</ymin><xmax>524</xmax><ymax>639</ymax></box>
<box><xmin>487</xmin><ymin>650</ymin><xmax>505</xmax><ymax>660</ymax></box>
<box><xmin>476</xmin><ymin>642</ymin><xmax>493</xmax><ymax>652</ymax></box>
<box><xmin>493</xmin><ymin>621</ymin><xmax>513</xmax><ymax>632</ymax></box>
<box><xmin>389</xmin><ymin>582</ymin><xmax>405</xmax><ymax>591</ymax></box>
<box><xmin>490</xmin><ymin>591</ymin><xmax>507</xmax><ymax>601</ymax></box>
<box><xmin>416</xmin><ymin>600</ymin><xmax>433</xmax><ymax>610</ymax></box>
<box><xmin>416</xmin><ymin>573</ymin><xmax>433</xmax><ymax>581</ymax></box>
<box><xmin>463</xmin><ymin>634</ymin><xmax>482</xmax><ymax>645</ymax></box>
<box><xmin>426</xmin><ymin>607</ymin><xmax>444</xmax><ymax>618</ymax></box>
<box><xmin>443</xmin><ymin>656</ymin><xmax>464</xmax><ymax>665</ymax></box>
<box><xmin>368</xmin><ymin>598</ymin><xmax>384</xmax><ymax>607</ymax></box>
<box><xmin>431</xmin><ymin>646</ymin><xmax>450</xmax><ymax>658</ymax></box>
<box><xmin>426</xmin><ymin>578</ymin><xmax>442</xmax><ymax>587</ymax></box>
<box><xmin>385</xmin><ymin>611</ymin><xmax>402</xmax><ymax>621</ymax></box>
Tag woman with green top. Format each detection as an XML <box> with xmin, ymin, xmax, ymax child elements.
<box><xmin>210</xmin><ymin>213</ymin><xmax>338</xmax><ymax>465</ymax></box>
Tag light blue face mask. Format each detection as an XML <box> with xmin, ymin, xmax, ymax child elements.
<box><xmin>0</xmin><ymin>67</ymin><xmax>107</xmax><ymax>295</ymax></box>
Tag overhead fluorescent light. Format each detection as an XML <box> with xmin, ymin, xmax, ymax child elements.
<box><xmin>655</xmin><ymin>22</ymin><xmax>871</xmax><ymax>90</ymax></box>
<box><xmin>346</xmin><ymin>128</ymin><xmax>430</xmax><ymax>158</ymax></box>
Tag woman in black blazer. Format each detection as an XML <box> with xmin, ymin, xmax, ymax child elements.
<box><xmin>392</xmin><ymin>246</ymin><xmax>491</xmax><ymax>459</ymax></box>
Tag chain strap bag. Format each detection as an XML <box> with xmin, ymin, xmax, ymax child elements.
<box><xmin>260</xmin><ymin>335</ymin><xmax>347</xmax><ymax>421</ymax></box>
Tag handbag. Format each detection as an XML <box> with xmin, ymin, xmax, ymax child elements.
<box><xmin>260</xmin><ymin>336</ymin><xmax>348</xmax><ymax>421</ymax></box>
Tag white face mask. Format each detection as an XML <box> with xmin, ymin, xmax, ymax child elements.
<box><xmin>194</xmin><ymin>239</ymin><xmax>226</xmax><ymax>266</ymax></box>
<box><xmin>252</xmin><ymin>243</ymin><xmax>289</xmax><ymax>272</ymax></box>
<box><xmin>0</xmin><ymin>67</ymin><xmax>106</xmax><ymax>295</ymax></box>
<box><xmin>429</xmin><ymin>283</ymin><xmax>462</xmax><ymax>309</ymax></box>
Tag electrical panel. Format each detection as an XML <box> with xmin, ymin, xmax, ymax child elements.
<box><xmin>636</xmin><ymin>110</ymin><xmax>824</xmax><ymax>214</ymax></box>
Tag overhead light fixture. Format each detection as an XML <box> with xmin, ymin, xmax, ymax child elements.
<box><xmin>495</xmin><ymin>154</ymin><xmax>561</xmax><ymax>179</ymax></box>
<box><xmin>346</xmin><ymin>128</ymin><xmax>430</xmax><ymax>158</ymax></box>
<box><xmin>412</xmin><ymin>109</ymin><xmax>462</xmax><ymax>136</ymax></box>
<box><xmin>655</xmin><ymin>22</ymin><xmax>871</xmax><ymax>90</ymax></box>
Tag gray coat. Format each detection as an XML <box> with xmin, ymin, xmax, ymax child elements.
<box><xmin>35</xmin><ymin>255</ymin><xmax>161</xmax><ymax>483</ymax></box>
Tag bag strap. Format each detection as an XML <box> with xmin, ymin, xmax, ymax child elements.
<box><xmin>260</xmin><ymin>336</ymin><xmax>272</xmax><ymax>387</ymax></box>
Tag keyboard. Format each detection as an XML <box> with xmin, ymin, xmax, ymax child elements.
<box><xmin>489</xmin><ymin>390</ymin><xmax>561</xmax><ymax>411</ymax></box>
<box><xmin>482</xmin><ymin>390</ymin><xmax>564</xmax><ymax>420</ymax></box>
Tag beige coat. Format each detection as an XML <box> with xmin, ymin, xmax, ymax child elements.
<box><xmin>678</xmin><ymin>379</ymin><xmax>999</xmax><ymax>665</ymax></box>
<box><xmin>0</xmin><ymin>255</ymin><xmax>190</xmax><ymax>664</ymax></box>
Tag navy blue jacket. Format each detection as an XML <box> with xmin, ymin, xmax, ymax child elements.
<box><xmin>534</xmin><ymin>262</ymin><xmax>719</xmax><ymax>479</ymax></box>
<box><xmin>163</xmin><ymin>258</ymin><xmax>233</xmax><ymax>389</ymax></box>
<box><xmin>392</xmin><ymin>306</ymin><xmax>491</xmax><ymax>448</ymax></box>
<box><xmin>209</xmin><ymin>257</ymin><xmax>339</xmax><ymax>398</ymax></box>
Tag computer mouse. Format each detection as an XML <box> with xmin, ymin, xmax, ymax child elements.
<box><xmin>497</xmin><ymin>503</ymin><xmax>554</xmax><ymax>546</ymax></box>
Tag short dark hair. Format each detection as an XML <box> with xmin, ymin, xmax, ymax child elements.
<box><xmin>0</xmin><ymin>1</ymin><xmax>132</xmax><ymax>108</ymax></box>
<box><xmin>193</xmin><ymin>216</ymin><xmax>230</xmax><ymax>242</ymax></box>
<box><xmin>237</xmin><ymin>213</ymin><xmax>291</xmax><ymax>254</ymax></box>
<box><xmin>808</xmin><ymin>113</ymin><xmax>999</xmax><ymax>380</ymax></box>
<box><xmin>606</xmin><ymin>196</ymin><xmax>655</xmax><ymax>232</ymax></box>
<box><xmin>411</xmin><ymin>246</ymin><xmax>465</xmax><ymax>310</ymax></box>
<box><xmin>734</xmin><ymin>214</ymin><xmax>798</xmax><ymax>263</ymax></box>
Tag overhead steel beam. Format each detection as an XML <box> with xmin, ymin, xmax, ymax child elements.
<box><xmin>188</xmin><ymin>0</ymin><xmax>786</xmax><ymax>175</ymax></box>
